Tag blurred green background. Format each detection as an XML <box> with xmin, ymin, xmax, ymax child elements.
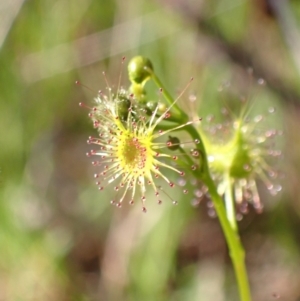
<box><xmin>1</xmin><ymin>0</ymin><xmax>300</xmax><ymax>300</ymax></box>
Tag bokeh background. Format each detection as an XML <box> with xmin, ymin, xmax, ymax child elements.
<box><xmin>1</xmin><ymin>0</ymin><xmax>300</xmax><ymax>300</ymax></box>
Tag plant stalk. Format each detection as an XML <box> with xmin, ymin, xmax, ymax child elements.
<box><xmin>152</xmin><ymin>74</ymin><xmax>252</xmax><ymax>301</ymax></box>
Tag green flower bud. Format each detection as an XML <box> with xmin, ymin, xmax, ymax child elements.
<box><xmin>167</xmin><ymin>136</ymin><xmax>180</xmax><ymax>151</ymax></box>
<box><xmin>146</xmin><ymin>101</ymin><xmax>167</xmax><ymax>115</ymax></box>
<box><xmin>128</xmin><ymin>56</ymin><xmax>153</xmax><ymax>85</ymax></box>
<box><xmin>130</xmin><ymin>83</ymin><xmax>146</xmax><ymax>102</ymax></box>
<box><xmin>203</xmin><ymin>127</ymin><xmax>252</xmax><ymax>178</ymax></box>
<box><xmin>229</xmin><ymin>138</ymin><xmax>253</xmax><ymax>178</ymax></box>
<box><xmin>115</xmin><ymin>92</ymin><xmax>131</xmax><ymax>121</ymax></box>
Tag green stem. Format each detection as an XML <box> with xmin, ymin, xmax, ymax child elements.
<box><xmin>224</xmin><ymin>173</ymin><xmax>238</xmax><ymax>231</ymax></box>
<box><xmin>150</xmin><ymin>71</ymin><xmax>188</xmax><ymax>122</ymax></box>
<box><xmin>187</xmin><ymin>129</ymin><xmax>251</xmax><ymax>301</ymax></box>
<box><xmin>204</xmin><ymin>174</ymin><xmax>251</xmax><ymax>301</ymax></box>
<box><xmin>151</xmin><ymin>75</ymin><xmax>251</xmax><ymax>301</ymax></box>
<box><xmin>186</xmin><ymin>125</ymin><xmax>251</xmax><ymax>301</ymax></box>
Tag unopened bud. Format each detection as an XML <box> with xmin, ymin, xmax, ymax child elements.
<box><xmin>167</xmin><ymin>136</ymin><xmax>180</xmax><ymax>151</ymax></box>
<box><xmin>128</xmin><ymin>56</ymin><xmax>153</xmax><ymax>85</ymax></box>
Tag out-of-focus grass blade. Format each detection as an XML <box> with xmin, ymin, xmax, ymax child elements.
<box><xmin>19</xmin><ymin>10</ymin><xmax>180</xmax><ymax>83</ymax></box>
<box><xmin>0</xmin><ymin>0</ymin><xmax>25</xmax><ymax>49</ymax></box>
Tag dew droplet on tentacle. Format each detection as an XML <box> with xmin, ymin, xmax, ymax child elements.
<box><xmin>208</xmin><ymin>208</ymin><xmax>217</xmax><ymax>218</ymax></box>
<box><xmin>257</xmin><ymin>78</ymin><xmax>265</xmax><ymax>85</ymax></box>
<box><xmin>191</xmin><ymin>198</ymin><xmax>201</xmax><ymax>207</ymax></box>
<box><xmin>194</xmin><ymin>189</ymin><xmax>203</xmax><ymax>198</ymax></box>
<box><xmin>178</xmin><ymin>178</ymin><xmax>186</xmax><ymax>186</ymax></box>
<box><xmin>236</xmin><ymin>213</ymin><xmax>243</xmax><ymax>221</ymax></box>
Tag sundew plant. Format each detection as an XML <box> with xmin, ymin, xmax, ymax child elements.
<box><xmin>81</xmin><ymin>56</ymin><xmax>282</xmax><ymax>301</ymax></box>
